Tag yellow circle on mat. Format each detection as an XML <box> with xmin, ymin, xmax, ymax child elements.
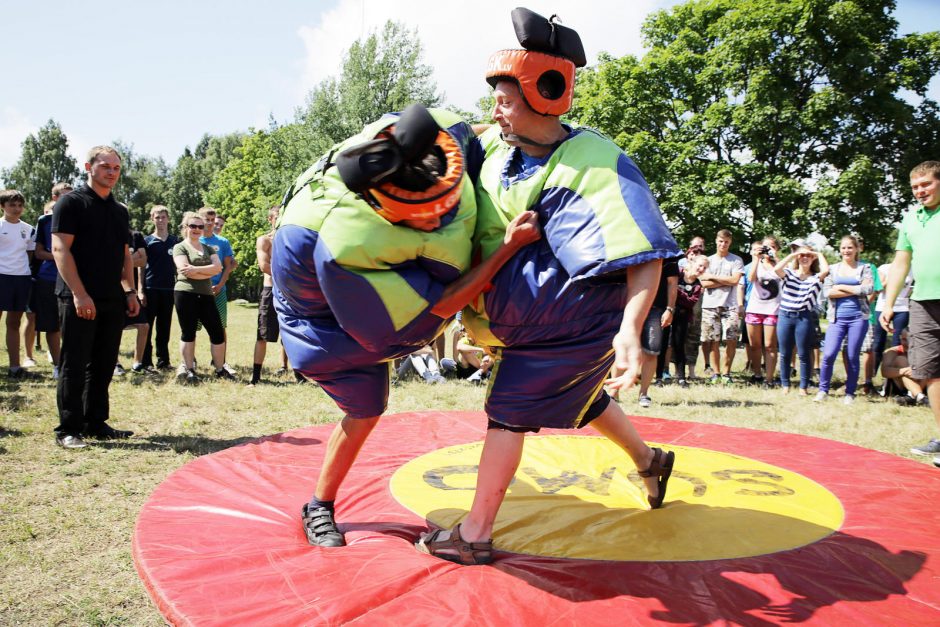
<box><xmin>390</xmin><ymin>435</ymin><xmax>844</xmax><ymax>561</ymax></box>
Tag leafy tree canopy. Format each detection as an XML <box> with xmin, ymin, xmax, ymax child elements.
<box><xmin>570</xmin><ymin>0</ymin><xmax>940</xmax><ymax>255</ymax></box>
<box><xmin>1</xmin><ymin>119</ymin><xmax>80</xmax><ymax>222</ymax></box>
<box><xmin>297</xmin><ymin>21</ymin><xmax>442</xmax><ymax>144</ymax></box>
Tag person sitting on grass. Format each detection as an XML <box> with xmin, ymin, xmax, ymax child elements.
<box><xmin>455</xmin><ymin>328</ymin><xmax>494</xmax><ymax>383</ymax></box>
<box><xmin>881</xmin><ymin>329</ymin><xmax>928</xmax><ymax>406</ymax></box>
<box><xmin>271</xmin><ymin>103</ymin><xmax>540</xmax><ymax>548</ymax></box>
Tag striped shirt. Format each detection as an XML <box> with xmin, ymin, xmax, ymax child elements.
<box><xmin>779</xmin><ymin>268</ymin><xmax>824</xmax><ymax>312</ymax></box>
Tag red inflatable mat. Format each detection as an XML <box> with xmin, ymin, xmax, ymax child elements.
<box><xmin>133</xmin><ymin>412</ymin><xmax>940</xmax><ymax>625</ymax></box>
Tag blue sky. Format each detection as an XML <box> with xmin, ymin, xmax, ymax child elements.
<box><xmin>2</xmin><ymin>0</ymin><xmax>938</xmax><ymax>170</ymax></box>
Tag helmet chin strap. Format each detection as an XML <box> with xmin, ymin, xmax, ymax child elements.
<box><xmin>500</xmin><ymin>132</ymin><xmax>560</xmax><ymax>149</ymax></box>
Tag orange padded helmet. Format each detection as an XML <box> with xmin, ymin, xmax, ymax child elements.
<box><xmin>485</xmin><ymin>8</ymin><xmax>586</xmax><ymax>117</ymax></box>
<box><xmin>486</xmin><ymin>49</ymin><xmax>576</xmax><ymax>116</ymax></box>
<box><xmin>336</xmin><ymin>104</ymin><xmax>464</xmax><ymax>223</ymax></box>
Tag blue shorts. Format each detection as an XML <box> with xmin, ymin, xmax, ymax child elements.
<box><xmin>0</xmin><ymin>274</ymin><xmax>32</xmax><ymax>312</ymax></box>
<box><xmin>485</xmin><ymin>332</ymin><xmax>616</xmax><ymax>430</ymax></box>
<box><xmin>308</xmin><ymin>363</ymin><xmax>390</xmax><ymax>419</ymax></box>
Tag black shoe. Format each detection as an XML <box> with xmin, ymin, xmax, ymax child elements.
<box><xmin>55</xmin><ymin>433</ymin><xmax>88</xmax><ymax>449</ymax></box>
<box><xmin>156</xmin><ymin>361</ymin><xmax>173</xmax><ymax>371</ymax></box>
<box><xmin>84</xmin><ymin>424</ymin><xmax>134</xmax><ymax>440</ymax></box>
<box><xmin>216</xmin><ymin>367</ymin><xmax>236</xmax><ymax>381</ymax></box>
<box><xmin>301</xmin><ymin>504</ymin><xmax>346</xmax><ymax>547</ymax></box>
<box><xmin>895</xmin><ymin>395</ymin><xmax>916</xmax><ymax>406</ymax></box>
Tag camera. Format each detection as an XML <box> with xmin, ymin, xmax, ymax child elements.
<box><xmin>759</xmin><ymin>245</ymin><xmax>773</xmax><ymax>258</ymax></box>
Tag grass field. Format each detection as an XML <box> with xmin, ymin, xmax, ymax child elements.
<box><xmin>1</xmin><ymin>301</ymin><xmax>937</xmax><ymax>625</ymax></box>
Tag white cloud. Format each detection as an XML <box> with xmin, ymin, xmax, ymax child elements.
<box><xmin>297</xmin><ymin>0</ymin><xmax>665</xmax><ymax>111</ymax></box>
<box><xmin>0</xmin><ymin>107</ymin><xmax>38</xmax><ymax>172</ymax></box>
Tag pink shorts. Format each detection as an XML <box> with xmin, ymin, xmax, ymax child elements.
<box><xmin>745</xmin><ymin>312</ymin><xmax>778</xmax><ymax>326</ymax></box>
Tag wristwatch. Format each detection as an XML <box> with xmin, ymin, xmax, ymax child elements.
<box><xmin>666</xmin><ymin>306</ymin><xmax>675</xmax><ymax>312</ymax></box>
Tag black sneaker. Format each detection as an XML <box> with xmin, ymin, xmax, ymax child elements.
<box><xmin>216</xmin><ymin>367</ymin><xmax>236</xmax><ymax>381</ymax></box>
<box><xmin>677</xmin><ymin>378</ymin><xmax>689</xmax><ymax>388</ymax></box>
<box><xmin>187</xmin><ymin>369</ymin><xmax>200</xmax><ymax>384</ymax></box>
<box><xmin>301</xmin><ymin>504</ymin><xmax>345</xmax><ymax>547</ymax></box>
<box><xmin>895</xmin><ymin>395</ymin><xmax>916</xmax><ymax>407</ymax></box>
<box><xmin>113</xmin><ymin>364</ymin><xmax>126</xmax><ymax>376</ymax></box>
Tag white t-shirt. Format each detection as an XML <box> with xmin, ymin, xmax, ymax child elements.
<box><xmin>0</xmin><ymin>218</ymin><xmax>35</xmax><ymax>276</ymax></box>
<box><xmin>746</xmin><ymin>262</ymin><xmax>782</xmax><ymax>315</ymax></box>
<box><xmin>874</xmin><ymin>263</ymin><xmax>913</xmax><ymax>313</ymax></box>
<box><xmin>702</xmin><ymin>252</ymin><xmax>744</xmax><ymax>309</ymax></box>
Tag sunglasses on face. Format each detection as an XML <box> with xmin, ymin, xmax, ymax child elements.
<box><xmin>188</xmin><ymin>224</ymin><xmax>205</xmax><ymax>229</ymax></box>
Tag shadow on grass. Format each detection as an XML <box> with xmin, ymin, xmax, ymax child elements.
<box><xmin>93</xmin><ymin>433</ymin><xmax>322</xmax><ymax>456</ymax></box>
<box><xmin>660</xmin><ymin>399</ymin><xmax>775</xmax><ymax>408</ymax></box>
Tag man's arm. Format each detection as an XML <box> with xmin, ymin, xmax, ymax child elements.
<box><xmin>880</xmin><ymin>250</ymin><xmax>913</xmax><ymax>330</ymax></box>
<box><xmin>661</xmin><ymin>275</ymin><xmax>678</xmax><ymax>328</ymax></box>
<box><xmin>122</xmin><ymin>244</ymin><xmax>140</xmax><ymax>316</ymax></box>
<box><xmin>52</xmin><ymin>232</ymin><xmax>96</xmax><ymax>319</ymax></box>
<box><xmin>214</xmin><ymin>254</ymin><xmax>235</xmax><ymax>295</ymax></box>
<box><xmin>430</xmin><ymin>211</ymin><xmax>540</xmax><ymax>318</ymax></box>
<box><xmin>34</xmin><ymin>239</ymin><xmax>55</xmax><ymax>261</ymax></box>
<box><xmin>606</xmin><ymin>258</ymin><xmax>663</xmax><ymax>393</ymax></box>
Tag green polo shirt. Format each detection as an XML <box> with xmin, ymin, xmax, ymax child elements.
<box><xmin>897</xmin><ymin>204</ymin><xmax>940</xmax><ymax>301</ymax></box>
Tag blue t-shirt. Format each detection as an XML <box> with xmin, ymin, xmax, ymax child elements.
<box><xmin>199</xmin><ymin>233</ymin><xmax>233</xmax><ymax>287</ymax></box>
<box><xmin>34</xmin><ymin>214</ymin><xmax>57</xmax><ymax>282</ymax></box>
<box><xmin>144</xmin><ymin>233</ymin><xmax>180</xmax><ymax>290</ymax></box>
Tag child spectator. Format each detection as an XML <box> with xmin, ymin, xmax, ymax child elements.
<box><xmin>669</xmin><ymin>254</ymin><xmax>707</xmax><ymax>386</ymax></box>
<box><xmin>30</xmin><ymin>200</ymin><xmax>63</xmax><ymax>378</ymax></box>
<box><xmin>0</xmin><ymin>190</ymin><xmax>35</xmax><ymax>378</ymax></box>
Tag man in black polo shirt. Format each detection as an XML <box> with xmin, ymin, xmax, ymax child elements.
<box><xmin>139</xmin><ymin>205</ymin><xmax>178</xmax><ymax>371</ymax></box>
<box><xmin>51</xmin><ymin>145</ymin><xmax>139</xmax><ymax>449</ymax></box>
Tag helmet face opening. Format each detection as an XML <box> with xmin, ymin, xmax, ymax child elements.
<box><xmin>486</xmin><ymin>49</ymin><xmax>575</xmax><ymax>116</ymax></box>
<box><xmin>335</xmin><ymin>104</ymin><xmax>465</xmax><ymax>225</ymax></box>
<box><xmin>370</xmin><ymin>128</ymin><xmax>464</xmax><ymax>224</ymax></box>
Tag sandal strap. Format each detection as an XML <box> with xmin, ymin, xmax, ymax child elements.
<box><xmin>423</xmin><ymin>524</ymin><xmax>493</xmax><ymax>565</ymax></box>
<box><xmin>638</xmin><ymin>447</ymin><xmax>664</xmax><ymax>478</ymax></box>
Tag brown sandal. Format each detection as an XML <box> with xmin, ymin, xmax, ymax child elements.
<box><xmin>638</xmin><ymin>447</ymin><xmax>675</xmax><ymax>509</ymax></box>
<box><xmin>416</xmin><ymin>524</ymin><xmax>494</xmax><ymax>565</ymax></box>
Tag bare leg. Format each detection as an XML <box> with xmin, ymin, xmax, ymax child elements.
<box><xmin>764</xmin><ymin>325</ymin><xmax>778</xmax><ymax>382</ymax></box>
<box><xmin>456</xmin><ymin>428</ymin><xmax>525</xmax><ymax>543</ymax></box>
<box><xmin>315</xmin><ymin>416</ymin><xmax>380</xmax><ymax>501</ymax></box>
<box><xmin>638</xmin><ymin>353</ymin><xmax>656</xmax><ymax>398</ymax></box>
<box><xmin>927</xmin><ymin>379</ymin><xmax>940</xmax><ymax>432</ymax></box>
<box><xmin>47</xmin><ymin>330</ymin><xmax>61</xmax><ymax>366</ymax></box>
<box><xmin>589</xmin><ymin>402</ymin><xmax>659</xmax><ymax>497</ymax></box>
<box><xmin>210</xmin><ymin>342</ymin><xmax>226</xmax><ymax>370</ymax></box>
<box><xmin>701</xmin><ymin>341</ymin><xmax>713</xmax><ymax>372</ymax></box>
<box><xmin>5</xmin><ymin>311</ymin><xmax>22</xmax><ymax>369</ymax></box>
<box><xmin>181</xmin><ymin>340</ymin><xmax>195</xmax><ymax>369</ymax></box>
<box><xmin>723</xmin><ymin>339</ymin><xmax>737</xmax><ymax>376</ymax></box>
<box><xmin>253</xmin><ymin>339</ymin><xmax>267</xmax><ymax>365</ymax></box>
<box><xmin>23</xmin><ymin>312</ymin><xmax>36</xmax><ymax>360</ymax></box>
<box><xmin>280</xmin><ymin>345</ymin><xmax>289</xmax><ymax>369</ymax></box>
<box><xmin>134</xmin><ymin>324</ymin><xmax>149</xmax><ymax>364</ymax></box>
<box><xmin>746</xmin><ymin>324</ymin><xmax>762</xmax><ymax>376</ymax></box>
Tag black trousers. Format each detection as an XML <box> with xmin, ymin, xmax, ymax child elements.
<box><xmin>142</xmin><ymin>288</ymin><xmax>175</xmax><ymax>367</ymax></box>
<box><xmin>55</xmin><ymin>297</ymin><xmax>125</xmax><ymax>435</ymax></box>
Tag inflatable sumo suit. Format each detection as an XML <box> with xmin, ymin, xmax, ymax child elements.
<box><xmin>465</xmin><ymin>9</ymin><xmax>681</xmax><ymax>430</ymax></box>
<box><xmin>272</xmin><ymin>108</ymin><xmax>478</xmax><ymax>418</ymax></box>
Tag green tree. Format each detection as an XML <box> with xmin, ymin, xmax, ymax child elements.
<box><xmin>166</xmin><ymin>133</ymin><xmax>245</xmax><ymax>223</ymax></box>
<box><xmin>204</xmin><ymin>124</ymin><xmax>314</xmax><ymax>299</ymax></box>
<box><xmin>2</xmin><ymin>119</ymin><xmax>80</xmax><ymax>221</ymax></box>
<box><xmin>298</xmin><ymin>20</ymin><xmax>441</xmax><ymax>144</ymax></box>
<box><xmin>570</xmin><ymin>0</ymin><xmax>940</xmax><ymax>254</ymax></box>
<box><xmin>110</xmin><ymin>140</ymin><xmax>172</xmax><ymax>232</ymax></box>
